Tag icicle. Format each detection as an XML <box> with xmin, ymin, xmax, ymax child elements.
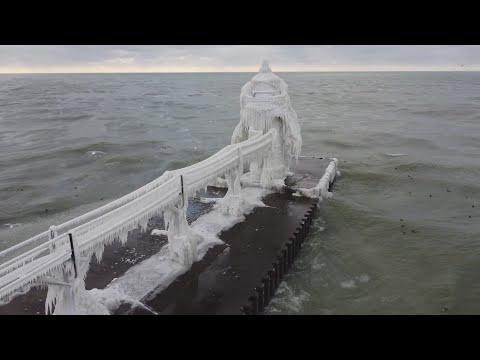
<box><xmin>94</xmin><ymin>244</ymin><xmax>105</xmax><ymax>264</ymax></box>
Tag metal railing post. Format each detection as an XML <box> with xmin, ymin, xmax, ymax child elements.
<box><xmin>68</xmin><ymin>232</ymin><xmax>78</xmax><ymax>279</ymax></box>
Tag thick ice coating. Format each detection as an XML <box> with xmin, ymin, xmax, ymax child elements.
<box><xmin>232</xmin><ymin>60</ymin><xmax>302</xmax><ymax>180</ymax></box>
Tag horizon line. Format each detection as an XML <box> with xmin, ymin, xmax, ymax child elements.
<box><xmin>0</xmin><ymin>69</ymin><xmax>479</xmax><ymax>75</ymax></box>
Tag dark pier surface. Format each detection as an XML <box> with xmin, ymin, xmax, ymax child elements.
<box><xmin>141</xmin><ymin>192</ymin><xmax>317</xmax><ymax>315</ymax></box>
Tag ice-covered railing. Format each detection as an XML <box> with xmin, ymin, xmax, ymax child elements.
<box><xmin>0</xmin><ymin>130</ymin><xmax>265</xmax><ymax>261</ymax></box>
<box><xmin>0</xmin><ymin>233</ymin><xmax>70</xmax><ymax>277</ymax></box>
<box><xmin>0</xmin><ymin>158</ymin><xmax>201</xmax><ymax>262</ymax></box>
<box><xmin>0</xmin><ymin>129</ymin><xmax>274</xmax><ymax>313</ymax></box>
<box><xmin>0</xmin><ymin>231</ymin><xmax>52</xmax><ymax>264</ymax></box>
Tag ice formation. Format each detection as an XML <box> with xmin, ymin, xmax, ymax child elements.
<box><xmin>221</xmin><ymin>148</ymin><xmax>245</xmax><ymax>217</ymax></box>
<box><xmin>164</xmin><ymin>197</ymin><xmax>199</xmax><ymax>266</ymax></box>
<box><xmin>293</xmin><ymin>158</ymin><xmax>338</xmax><ymax>199</ymax></box>
<box><xmin>151</xmin><ymin>229</ymin><xmax>168</xmax><ymax>236</ymax></box>
<box><xmin>231</xmin><ymin>60</ymin><xmax>302</xmax><ymax>185</ymax></box>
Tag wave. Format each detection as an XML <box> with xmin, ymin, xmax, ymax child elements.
<box><xmin>321</xmin><ymin>139</ymin><xmax>367</xmax><ymax>150</ymax></box>
<box><xmin>105</xmin><ymin>156</ymin><xmax>145</xmax><ymax>165</ymax></box>
<box><xmin>266</xmin><ymin>283</ymin><xmax>311</xmax><ymax>313</ymax></box>
<box><xmin>2</xmin><ymin>223</ymin><xmax>21</xmax><ymax>229</ymax></box>
<box><xmin>59</xmin><ymin>114</ymin><xmax>91</xmax><ymax>122</ymax></box>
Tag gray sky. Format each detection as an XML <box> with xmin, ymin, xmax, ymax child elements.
<box><xmin>0</xmin><ymin>45</ymin><xmax>479</xmax><ymax>73</ymax></box>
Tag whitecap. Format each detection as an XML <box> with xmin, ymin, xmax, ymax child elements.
<box><xmin>105</xmin><ymin>161</ymin><xmax>120</xmax><ymax>167</ymax></box>
<box><xmin>340</xmin><ymin>279</ymin><xmax>356</xmax><ymax>289</ymax></box>
<box><xmin>355</xmin><ymin>274</ymin><xmax>370</xmax><ymax>283</ymax></box>
<box><xmin>3</xmin><ymin>223</ymin><xmax>21</xmax><ymax>228</ymax></box>
<box><xmin>85</xmin><ymin>150</ymin><xmax>106</xmax><ymax>157</ymax></box>
<box><xmin>312</xmin><ymin>262</ymin><xmax>326</xmax><ymax>270</ymax></box>
<box><xmin>267</xmin><ymin>283</ymin><xmax>310</xmax><ymax>313</ymax></box>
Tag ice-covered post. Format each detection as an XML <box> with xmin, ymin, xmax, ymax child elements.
<box><xmin>48</xmin><ymin>225</ymin><xmax>58</xmax><ymax>252</ymax></box>
<box><xmin>45</xmin><ymin>231</ymin><xmax>81</xmax><ymax>315</ymax></box>
<box><xmin>222</xmin><ymin>147</ymin><xmax>246</xmax><ymax>216</ymax></box>
<box><xmin>164</xmin><ymin>175</ymin><xmax>198</xmax><ymax>266</ymax></box>
<box><xmin>231</xmin><ymin>60</ymin><xmax>302</xmax><ymax>189</ymax></box>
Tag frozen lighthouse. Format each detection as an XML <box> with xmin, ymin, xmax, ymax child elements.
<box><xmin>231</xmin><ymin>60</ymin><xmax>302</xmax><ymax>187</ymax></box>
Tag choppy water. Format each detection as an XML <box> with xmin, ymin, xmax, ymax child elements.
<box><xmin>1</xmin><ymin>72</ymin><xmax>479</xmax><ymax>314</ymax></box>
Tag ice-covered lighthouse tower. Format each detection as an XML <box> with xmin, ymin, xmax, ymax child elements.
<box><xmin>231</xmin><ymin>60</ymin><xmax>302</xmax><ymax>186</ymax></box>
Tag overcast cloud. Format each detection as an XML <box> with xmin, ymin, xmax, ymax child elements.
<box><xmin>0</xmin><ymin>45</ymin><xmax>479</xmax><ymax>73</ymax></box>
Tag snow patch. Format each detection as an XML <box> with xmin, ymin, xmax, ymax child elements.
<box><xmin>198</xmin><ymin>197</ymin><xmax>219</xmax><ymax>204</ymax></box>
<box><xmin>151</xmin><ymin>229</ymin><xmax>167</xmax><ymax>236</ymax></box>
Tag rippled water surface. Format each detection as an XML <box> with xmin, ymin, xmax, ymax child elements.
<box><xmin>1</xmin><ymin>72</ymin><xmax>479</xmax><ymax>314</ymax></box>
